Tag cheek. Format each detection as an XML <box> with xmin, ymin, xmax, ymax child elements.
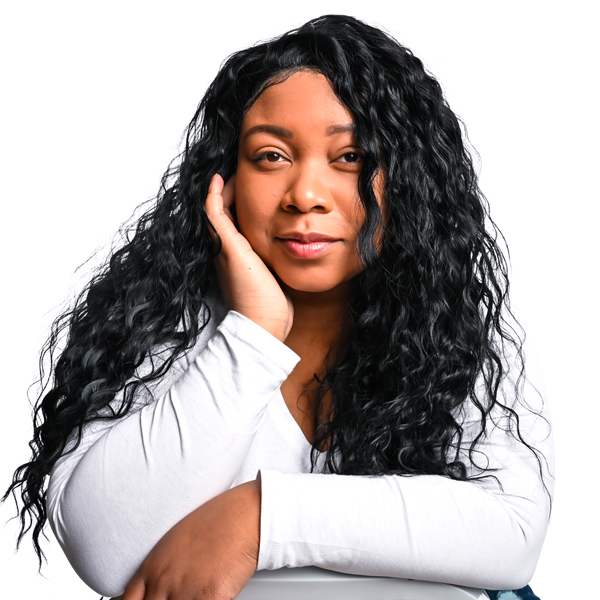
<box><xmin>234</xmin><ymin>167</ymin><xmax>284</xmax><ymax>242</ymax></box>
<box><xmin>234</xmin><ymin>197</ymin><xmax>262</xmax><ymax>246</ymax></box>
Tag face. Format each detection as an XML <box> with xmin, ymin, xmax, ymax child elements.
<box><xmin>235</xmin><ymin>70</ymin><xmax>379</xmax><ymax>295</ymax></box>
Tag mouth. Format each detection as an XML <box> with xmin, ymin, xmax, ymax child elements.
<box><xmin>276</xmin><ymin>232</ymin><xmax>339</xmax><ymax>259</ymax></box>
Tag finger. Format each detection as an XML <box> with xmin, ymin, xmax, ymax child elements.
<box><xmin>222</xmin><ymin>173</ymin><xmax>236</xmax><ymax>214</ymax></box>
<box><xmin>221</xmin><ymin>174</ymin><xmax>239</xmax><ymax>228</ymax></box>
<box><xmin>209</xmin><ymin>172</ymin><xmax>224</xmax><ymax>197</ymax></box>
<box><xmin>205</xmin><ymin>174</ymin><xmax>238</xmax><ymax>239</ymax></box>
<box><xmin>205</xmin><ymin>174</ymin><xmax>225</xmax><ymax>218</ymax></box>
<box><xmin>121</xmin><ymin>576</ymin><xmax>146</xmax><ymax>600</ymax></box>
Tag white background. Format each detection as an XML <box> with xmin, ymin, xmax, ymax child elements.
<box><xmin>1</xmin><ymin>1</ymin><xmax>598</xmax><ymax>598</ymax></box>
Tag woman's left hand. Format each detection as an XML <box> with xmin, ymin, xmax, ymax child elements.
<box><xmin>121</xmin><ymin>479</ymin><xmax>261</xmax><ymax>600</ymax></box>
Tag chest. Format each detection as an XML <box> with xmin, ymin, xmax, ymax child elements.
<box><xmin>280</xmin><ymin>369</ymin><xmax>332</xmax><ymax>448</ymax></box>
<box><xmin>279</xmin><ymin>322</ymin><xmax>341</xmax><ymax>449</ymax></box>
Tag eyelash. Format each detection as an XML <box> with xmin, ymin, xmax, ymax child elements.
<box><xmin>253</xmin><ymin>151</ymin><xmax>364</xmax><ymax>164</ymax></box>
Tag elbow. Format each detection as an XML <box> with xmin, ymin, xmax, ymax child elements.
<box><xmin>475</xmin><ymin>516</ymin><xmax>546</xmax><ymax>590</ymax></box>
<box><xmin>49</xmin><ymin>513</ymin><xmax>135</xmax><ymax>597</ymax></box>
<box><xmin>488</xmin><ymin>552</ymin><xmax>539</xmax><ymax>591</ymax></box>
<box><xmin>84</xmin><ymin>564</ymin><xmax>133</xmax><ymax>598</ymax></box>
<box><xmin>69</xmin><ymin>554</ymin><xmax>131</xmax><ymax>598</ymax></box>
<box><xmin>48</xmin><ymin>493</ymin><xmax>142</xmax><ymax>597</ymax></box>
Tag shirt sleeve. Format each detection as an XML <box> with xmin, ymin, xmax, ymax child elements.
<box><xmin>46</xmin><ymin>310</ymin><xmax>300</xmax><ymax>598</ymax></box>
<box><xmin>258</xmin><ymin>386</ymin><xmax>554</xmax><ymax>591</ymax></box>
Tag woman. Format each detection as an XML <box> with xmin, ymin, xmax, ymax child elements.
<box><xmin>4</xmin><ymin>14</ymin><xmax>553</xmax><ymax>600</ymax></box>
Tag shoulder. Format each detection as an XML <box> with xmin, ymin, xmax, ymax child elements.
<box><xmin>48</xmin><ymin>288</ymin><xmax>229</xmax><ymax>494</ymax></box>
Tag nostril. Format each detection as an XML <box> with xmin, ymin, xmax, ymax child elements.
<box><xmin>282</xmin><ymin>197</ymin><xmax>330</xmax><ymax>213</ymax></box>
<box><xmin>283</xmin><ymin>190</ymin><xmax>333</xmax><ymax>213</ymax></box>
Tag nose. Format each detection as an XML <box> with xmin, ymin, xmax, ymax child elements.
<box><xmin>281</xmin><ymin>162</ymin><xmax>334</xmax><ymax>213</ymax></box>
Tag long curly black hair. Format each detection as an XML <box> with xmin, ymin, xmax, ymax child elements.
<box><xmin>5</xmin><ymin>14</ymin><xmax>545</xmax><ymax>565</ymax></box>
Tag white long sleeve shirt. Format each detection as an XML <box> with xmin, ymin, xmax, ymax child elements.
<box><xmin>46</xmin><ymin>301</ymin><xmax>554</xmax><ymax>598</ymax></box>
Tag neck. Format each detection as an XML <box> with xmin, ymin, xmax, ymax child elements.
<box><xmin>282</xmin><ymin>281</ymin><xmax>352</xmax><ymax>359</ymax></box>
<box><xmin>279</xmin><ymin>281</ymin><xmax>353</xmax><ymax>445</ymax></box>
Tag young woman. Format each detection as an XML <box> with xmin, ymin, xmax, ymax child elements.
<box><xmin>5</xmin><ymin>14</ymin><xmax>553</xmax><ymax>600</ymax></box>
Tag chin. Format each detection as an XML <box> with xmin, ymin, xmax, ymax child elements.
<box><xmin>283</xmin><ymin>281</ymin><xmax>339</xmax><ymax>294</ymax></box>
<box><xmin>276</xmin><ymin>268</ymin><xmax>358</xmax><ymax>295</ymax></box>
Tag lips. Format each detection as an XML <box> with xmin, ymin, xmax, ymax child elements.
<box><xmin>277</xmin><ymin>232</ymin><xmax>339</xmax><ymax>259</ymax></box>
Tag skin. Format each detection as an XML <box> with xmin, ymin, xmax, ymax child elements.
<box><xmin>235</xmin><ymin>70</ymin><xmax>371</xmax><ymax>442</ymax></box>
<box><xmin>122</xmin><ymin>70</ymin><xmax>378</xmax><ymax>600</ymax></box>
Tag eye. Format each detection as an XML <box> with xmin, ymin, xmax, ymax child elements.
<box><xmin>337</xmin><ymin>151</ymin><xmax>363</xmax><ymax>164</ymax></box>
<box><xmin>255</xmin><ymin>152</ymin><xmax>284</xmax><ymax>163</ymax></box>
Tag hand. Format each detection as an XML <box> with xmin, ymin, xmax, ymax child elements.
<box><xmin>121</xmin><ymin>480</ymin><xmax>261</xmax><ymax>600</ymax></box>
<box><xmin>205</xmin><ymin>174</ymin><xmax>293</xmax><ymax>342</ymax></box>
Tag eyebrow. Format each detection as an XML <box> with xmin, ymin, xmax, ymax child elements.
<box><xmin>243</xmin><ymin>125</ymin><xmax>293</xmax><ymax>141</ymax></box>
<box><xmin>325</xmin><ymin>123</ymin><xmax>355</xmax><ymax>136</ymax></box>
<box><xmin>242</xmin><ymin>122</ymin><xmax>355</xmax><ymax>141</ymax></box>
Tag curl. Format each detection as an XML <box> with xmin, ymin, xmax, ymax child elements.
<box><xmin>4</xmin><ymin>14</ymin><xmax>550</xmax><ymax>566</ymax></box>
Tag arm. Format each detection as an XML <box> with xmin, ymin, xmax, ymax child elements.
<box><xmin>47</xmin><ymin>173</ymin><xmax>297</xmax><ymax>598</ymax></box>
<box><xmin>258</xmin><ymin>393</ymin><xmax>554</xmax><ymax>590</ymax></box>
<box><xmin>46</xmin><ymin>311</ymin><xmax>299</xmax><ymax>598</ymax></box>
<box><xmin>116</xmin><ymin>385</ymin><xmax>553</xmax><ymax>598</ymax></box>
<box><xmin>122</xmin><ymin>478</ymin><xmax>262</xmax><ymax>600</ymax></box>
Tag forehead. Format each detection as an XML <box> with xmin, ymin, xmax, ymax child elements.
<box><xmin>241</xmin><ymin>70</ymin><xmax>353</xmax><ymax>133</ymax></box>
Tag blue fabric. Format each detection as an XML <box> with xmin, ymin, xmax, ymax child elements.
<box><xmin>485</xmin><ymin>585</ymin><xmax>540</xmax><ymax>600</ymax></box>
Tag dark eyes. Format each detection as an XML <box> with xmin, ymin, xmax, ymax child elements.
<box><xmin>337</xmin><ymin>152</ymin><xmax>363</xmax><ymax>164</ymax></box>
<box><xmin>264</xmin><ymin>152</ymin><xmax>283</xmax><ymax>162</ymax></box>
<box><xmin>254</xmin><ymin>151</ymin><xmax>363</xmax><ymax>164</ymax></box>
<box><xmin>251</xmin><ymin>152</ymin><xmax>284</xmax><ymax>164</ymax></box>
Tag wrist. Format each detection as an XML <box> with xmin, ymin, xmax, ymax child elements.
<box><xmin>236</xmin><ymin>479</ymin><xmax>261</xmax><ymax>567</ymax></box>
<box><xmin>250</xmin><ymin>317</ymin><xmax>290</xmax><ymax>343</ymax></box>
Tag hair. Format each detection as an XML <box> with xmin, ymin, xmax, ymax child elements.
<box><xmin>5</xmin><ymin>14</ymin><xmax>547</xmax><ymax>565</ymax></box>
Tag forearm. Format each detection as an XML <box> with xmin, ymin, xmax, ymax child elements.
<box><xmin>258</xmin><ymin>469</ymin><xmax>550</xmax><ymax>590</ymax></box>
<box><xmin>118</xmin><ymin>478</ymin><xmax>262</xmax><ymax>600</ymax></box>
<box><xmin>257</xmin><ymin>403</ymin><xmax>554</xmax><ymax>590</ymax></box>
<box><xmin>47</xmin><ymin>311</ymin><xmax>298</xmax><ymax>597</ymax></box>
